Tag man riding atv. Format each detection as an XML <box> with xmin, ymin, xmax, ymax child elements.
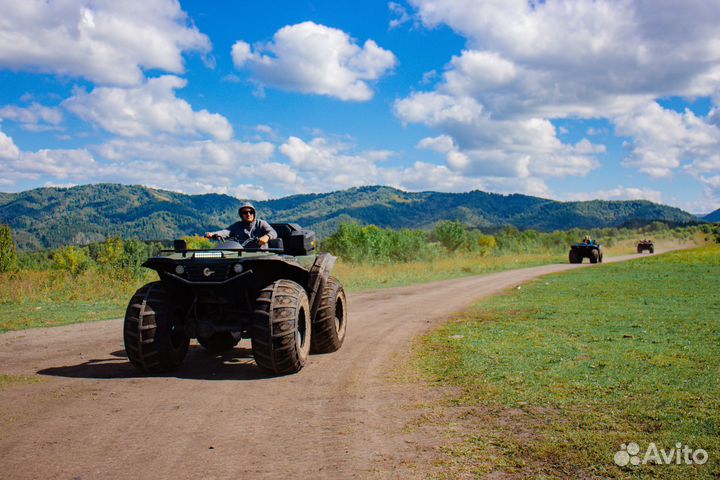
<box><xmin>205</xmin><ymin>202</ymin><xmax>276</xmax><ymax>249</ymax></box>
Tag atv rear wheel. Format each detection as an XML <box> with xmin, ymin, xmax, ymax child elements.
<box><xmin>569</xmin><ymin>249</ymin><xmax>582</xmax><ymax>264</ymax></box>
<box><xmin>649</xmin><ymin>247</ymin><xmax>654</xmax><ymax>253</ymax></box>
<box><xmin>311</xmin><ymin>277</ymin><xmax>347</xmax><ymax>354</ymax></box>
<box><xmin>124</xmin><ymin>282</ymin><xmax>189</xmax><ymax>373</ymax></box>
<box><xmin>198</xmin><ymin>332</ymin><xmax>240</xmax><ymax>354</ymax></box>
<box><xmin>252</xmin><ymin>280</ymin><xmax>311</xmax><ymax>375</ymax></box>
<box><xmin>589</xmin><ymin>249</ymin><xmax>599</xmax><ymax>264</ymax></box>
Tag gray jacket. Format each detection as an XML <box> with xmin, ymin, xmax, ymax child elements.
<box><xmin>206</xmin><ymin>220</ymin><xmax>277</xmax><ymax>249</ymax></box>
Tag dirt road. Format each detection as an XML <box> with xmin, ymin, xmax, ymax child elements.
<box><xmin>0</xmin><ymin>252</ymin><xmax>655</xmax><ymax>479</ymax></box>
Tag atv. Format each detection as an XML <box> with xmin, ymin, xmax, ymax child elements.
<box><xmin>123</xmin><ymin>223</ymin><xmax>347</xmax><ymax>376</ymax></box>
<box><xmin>637</xmin><ymin>240</ymin><xmax>654</xmax><ymax>254</ymax></box>
<box><xmin>569</xmin><ymin>242</ymin><xmax>603</xmax><ymax>264</ymax></box>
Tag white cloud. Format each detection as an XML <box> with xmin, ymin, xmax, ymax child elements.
<box><xmin>0</xmin><ymin>128</ymin><xmax>20</xmax><ymax>160</ymax></box>
<box><xmin>63</xmin><ymin>76</ymin><xmax>233</xmax><ymax>141</ymax></box>
<box><xmin>0</xmin><ymin>103</ymin><xmax>63</xmax><ymax>131</ymax></box>
<box><xmin>408</xmin><ymin>0</ymin><xmax>720</xmax><ymax>116</ymax></box>
<box><xmin>565</xmin><ymin>186</ymin><xmax>663</xmax><ymax>203</ymax></box>
<box><xmin>615</xmin><ymin>101</ymin><xmax>720</xmax><ymax>178</ymax></box>
<box><xmin>276</xmin><ymin>135</ymin><xmax>553</xmax><ymax>197</ymax></box>
<box><xmin>0</xmin><ymin>0</ymin><xmax>210</xmax><ymax>86</ymax></box>
<box><xmin>231</xmin><ymin>22</ymin><xmax>397</xmax><ymax>101</ymax></box>
<box><xmin>699</xmin><ymin>176</ymin><xmax>720</xmax><ymax>210</ymax></box>
<box><xmin>4</xmin><ymin>148</ymin><xmax>99</xmax><ymax>182</ymax></box>
<box><xmin>394</xmin><ymin>0</ymin><xmax>720</xmax><ymax>194</ymax></box>
<box><xmin>397</xmin><ymin>92</ymin><xmax>602</xmax><ymax>178</ymax></box>
<box><xmin>389</xmin><ymin>2</ymin><xmax>412</xmax><ymax>29</ymax></box>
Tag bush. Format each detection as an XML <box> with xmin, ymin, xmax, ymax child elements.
<box><xmin>51</xmin><ymin>246</ymin><xmax>91</xmax><ymax>276</ymax></box>
<box><xmin>433</xmin><ymin>221</ymin><xmax>470</xmax><ymax>252</ymax></box>
<box><xmin>0</xmin><ymin>224</ymin><xmax>18</xmax><ymax>273</ymax></box>
<box><xmin>323</xmin><ymin>223</ymin><xmax>435</xmax><ymax>263</ymax></box>
<box><xmin>184</xmin><ymin>235</ymin><xmax>214</xmax><ymax>250</ymax></box>
<box><xmin>89</xmin><ymin>237</ymin><xmax>156</xmax><ymax>280</ymax></box>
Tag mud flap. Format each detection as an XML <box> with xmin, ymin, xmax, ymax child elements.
<box><xmin>307</xmin><ymin>253</ymin><xmax>336</xmax><ymax>321</ymax></box>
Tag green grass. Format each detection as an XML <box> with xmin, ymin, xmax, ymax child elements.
<box><xmin>0</xmin><ymin>374</ymin><xmax>43</xmax><ymax>389</ymax></box>
<box><xmin>0</xmin><ymin>301</ymin><xmax>125</xmax><ymax>332</ymax></box>
<box><xmin>418</xmin><ymin>245</ymin><xmax>720</xmax><ymax>478</ymax></box>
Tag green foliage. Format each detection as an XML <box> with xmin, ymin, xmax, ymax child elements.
<box><xmin>51</xmin><ymin>246</ymin><xmax>91</xmax><ymax>276</ymax></box>
<box><xmin>322</xmin><ymin>223</ymin><xmax>436</xmax><ymax>263</ymax></box>
<box><xmin>89</xmin><ymin>237</ymin><xmax>159</xmax><ymax>280</ymax></box>
<box><xmin>15</xmin><ymin>250</ymin><xmax>52</xmax><ymax>270</ymax></box>
<box><xmin>183</xmin><ymin>235</ymin><xmax>214</xmax><ymax>250</ymax></box>
<box><xmin>0</xmin><ymin>224</ymin><xmax>17</xmax><ymax>272</ymax></box>
<box><xmin>433</xmin><ymin>220</ymin><xmax>470</xmax><ymax>252</ymax></box>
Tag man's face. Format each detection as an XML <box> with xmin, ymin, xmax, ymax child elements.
<box><xmin>240</xmin><ymin>209</ymin><xmax>255</xmax><ymax>220</ymax></box>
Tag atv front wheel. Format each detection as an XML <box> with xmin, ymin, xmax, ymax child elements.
<box><xmin>198</xmin><ymin>332</ymin><xmax>240</xmax><ymax>354</ymax></box>
<box><xmin>124</xmin><ymin>282</ymin><xmax>189</xmax><ymax>373</ymax></box>
<box><xmin>589</xmin><ymin>249</ymin><xmax>599</xmax><ymax>264</ymax></box>
<box><xmin>311</xmin><ymin>277</ymin><xmax>347</xmax><ymax>354</ymax></box>
<box><xmin>252</xmin><ymin>280</ymin><xmax>311</xmax><ymax>375</ymax></box>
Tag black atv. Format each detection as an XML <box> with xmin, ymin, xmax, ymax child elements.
<box><xmin>569</xmin><ymin>242</ymin><xmax>603</xmax><ymax>264</ymax></box>
<box><xmin>637</xmin><ymin>240</ymin><xmax>654</xmax><ymax>254</ymax></box>
<box><xmin>123</xmin><ymin>224</ymin><xmax>347</xmax><ymax>376</ymax></box>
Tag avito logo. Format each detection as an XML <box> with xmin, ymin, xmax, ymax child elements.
<box><xmin>614</xmin><ymin>442</ymin><xmax>708</xmax><ymax>467</ymax></box>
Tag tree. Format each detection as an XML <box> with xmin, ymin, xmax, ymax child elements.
<box><xmin>0</xmin><ymin>224</ymin><xmax>18</xmax><ymax>272</ymax></box>
<box><xmin>434</xmin><ymin>220</ymin><xmax>470</xmax><ymax>252</ymax></box>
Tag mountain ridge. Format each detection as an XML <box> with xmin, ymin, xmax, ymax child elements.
<box><xmin>0</xmin><ymin>183</ymin><xmax>702</xmax><ymax>250</ymax></box>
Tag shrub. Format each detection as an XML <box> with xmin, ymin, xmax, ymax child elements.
<box><xmin>0</xmin><ymin>224</ymin><xmax>18</xmax><ymax>273</ymax></box>
<box><xmin>184</xmin><ymin>235</ymin><xmax>214</xmax><ymax>250</ymax></box>
<box><xmin>323</xmin><ymin>223</ymin><xmax>435</xmax><ymax>263</ymax></box>
<box><xmin>433</xmin><ymin>221</ymin><xmax>470</xmax><ymax>252</ymax></box>
<box><xmin>51</xmin><ymin>246</ymin><xmax>91</xmax><ymax>276</ymax></box>
<box><xmin>90</xmin><ymin>237</ymin><xmax>156</xmax><ymax>280</ymax></box>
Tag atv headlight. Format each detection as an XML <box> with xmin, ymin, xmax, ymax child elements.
<box><xmin>175</xmin><ymin>265</ymin><xmax>185</xmax><ymax>275</ymax></box>
<box><xmin>233</xmin><ymin>263</ymin><xmax>243</xmax><ymax>273</ymax></box>
<box><xmin>194</xmin><ymin>251</ymin><xmax>223</xmax><ymax>258</ymax></box>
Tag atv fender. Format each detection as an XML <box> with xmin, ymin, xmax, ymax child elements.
<box><xmin>307</xmin><ymin>253</ymin><xmax>336</xmax><ymax>321</ymax></box>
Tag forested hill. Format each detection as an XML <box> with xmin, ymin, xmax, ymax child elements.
<box><xmin>0</xmin><ymin>183</ymin><xmax>700</xmax><ymax>250</ymax></box>
<box><xmin>705</xmin><ymin>208</ymin><xmax>720</xmax><ymax>222</ymax></box>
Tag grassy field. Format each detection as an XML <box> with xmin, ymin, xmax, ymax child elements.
<box><xmin>417</xmin><ymin>245</ymin><xmax>720</xmax><ymax>478</ymax></box>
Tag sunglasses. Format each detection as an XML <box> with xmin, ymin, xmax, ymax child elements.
<box><xmin>240</xmin><ymin>210</ymin><xmax>255</xmax><ymax>215</ymax></box>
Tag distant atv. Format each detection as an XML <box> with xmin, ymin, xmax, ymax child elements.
<box><xmin>569</xmin><ymin>242</ymin><xmax>603</xmax><ymax>264</ymax></box>
<box><xmin>123</xmin><ymin>224</ymin><xmax>347</xmax><ymax>376</ymax></box>
<box><xmin>637</xmin><ymin>240</ymin><xmax>654</xmax><ymax>254</ymax></box>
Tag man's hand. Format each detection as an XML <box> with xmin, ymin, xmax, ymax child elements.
<box><xmin>205</xmin><ymin>232</ymin><xmax>222</xmax><ymax>240</ymax></box>
<box><xmin>258</xmin><ymin>235</ymin><xmax>270</xmax><ymax>245</ymax></box>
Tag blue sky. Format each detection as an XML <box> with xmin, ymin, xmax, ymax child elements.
<box><xmin>1</xmin><ymin>0</ymin><xmax>719</xmax><ymax>213</ymax></box>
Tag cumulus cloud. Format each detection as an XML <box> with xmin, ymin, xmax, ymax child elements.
<box><xmin>615</xmin><ymin>101</ymin><xmax>720</xmax><ymax>178</ymax></box>
<box><xmin>0</xmin><ymin>0</ymin><xmax>210</xmax><ymax>86</ymax></box>
<box><xmin>276</xmin><ymin>135</ymin><xmax>552</xmax><ymax>197</ymax></box>
<box><xmin>0</xmin><ymin>103</ymin><xmax>63</xmax><ymax>131</ymax></box>
<box><xmin>231</xmin><ymin>22</ymin><xmax>397</xmax><ymax>101</ymax></box>
<box><xmin>2</xmin><ymin>148</ymin><xmax>99</xmax><ymax>183</ymax></box>
<box><xmin>0</xmin><ymin>128</ymin><xmax>20</xmax><ymax>160</ymax></box>
<box><xmin>393</xmin><ymin>0</ymin><xmax>720</xmax><ymax>191</ymax></box>
<box><xmin>409</xmin><ymin>0</ymin><xmax>720</xmax><ymax>115</ymax></box>
<box><xmin>565</xmin><ymin>186</ymin><xmax>663</xmax><ymax>203</ymax></box>
<box><xmin>399</xmin><ymin>92</ymin><xmax>602</xmax><ymax>178</ymax></box>
<box><xmin>63</xmin><ymin>76</ymin><xmax>233</xmax><ymax>141</ymax></box>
